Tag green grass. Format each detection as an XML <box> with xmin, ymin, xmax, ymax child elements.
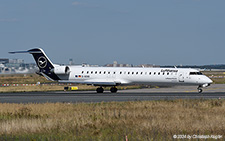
<box><xmin>0</xmin><ymin>73</ymin><xmax>51</xmax><ymax>84</ymax></box>
<box><xmin>0</xmin><ymin>100</ymin><xmax>224</xmax><ymax>140</ymax></box>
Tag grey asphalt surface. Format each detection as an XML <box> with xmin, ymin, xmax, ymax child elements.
<box><xmin>0</xmin><ymin>84</ymin><xmax>224</xmax><ymax>103</ymax></box>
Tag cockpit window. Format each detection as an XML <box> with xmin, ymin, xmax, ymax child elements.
<box><xmin>190</xmin><ymin>72</ymin><xmax>203</xmax><ymax>75</ymax></box>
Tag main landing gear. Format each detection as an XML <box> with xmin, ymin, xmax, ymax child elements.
<box><xmin>96</xmin><ymin>86</ymin><xmax>118</xmax><ymax>93</ymax></box>
<box><xmin>110</xmin><ymin>86</ymin><xmax>118</xmax><ymax>93</ymax></box>
<box><xmin>96</xmin><ymin>87</ymin><xmax>104</xmax><ymax>93</ymax></box>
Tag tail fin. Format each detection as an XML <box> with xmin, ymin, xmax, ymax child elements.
<box><xmin>9</xmin><ymin>48</ymin><xmax>60</xmax><ymax>81</ymax></box>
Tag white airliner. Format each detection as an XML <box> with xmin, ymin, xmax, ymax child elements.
<box><xmin>9</xmin><ymin>48</ymin><xmax>213</xmax><ymax>93</ymax></box>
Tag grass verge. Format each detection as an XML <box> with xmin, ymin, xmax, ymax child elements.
<box><xmin>0</xmin><ymin>85</ymin><xmax>141</xmax><ymax>93</ymax></box>
<box><xmin>0</xmin><ymin>99</ymin><xmax>224</xmax><ymax>140</ymax></box>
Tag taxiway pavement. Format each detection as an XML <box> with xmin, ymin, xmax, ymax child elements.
<box><xmin>0</xmin><ymin>84</ymin><xmax>224</xmax><ymax>103</ymax></box>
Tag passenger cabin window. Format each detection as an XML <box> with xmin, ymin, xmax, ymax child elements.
<box><xmin>190</xmin><ymin>72</ymin><xmax>203</xmax><ymax>75</ymax></box>
<box><xmin>149</xmin><ymin>72</ymin><xmax>151</xmax><ymax>75</ymax></box>
<box><xmin>136</xmin><ymin>72</ymin><xmax>138</xmax><ymax>74</ymax></box>
<box><xmin>95</xmin><ymin>71</ymin><xmax>97</xmax><ymax>74</ymax></box>
<box><xmin>99</xmin><ymin>71</ymin><xmax>101</xmax><ymax>74</ymax></box>
<box><xmin>114</xmin><ymin>72</ymin><xmax>116</xmax><ymax>74</ymax></box>
<box><xmin>81</xmin><ymin>71</ymin><xmax>84</xmax><ymax>74</ymax></box>
<box><xmin>120</xmin><ymin>72</ymin><xmax>122</xmax><ymax>74</ymax></box>
<box><xmin>104</xmin><ymin>71</ymin><xmax>106</xmax><ymax>74</ymax></box>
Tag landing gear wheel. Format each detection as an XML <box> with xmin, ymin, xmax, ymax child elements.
<box><xmin>198</xmin><ymin>88</ymin><xmax>203</xmax><ymax>93</ymax></box>
<box><xmin>96</xmin><ymin>87</ymin><xmax>104</xmax><ymax>93</ymax></box>
<box><xmin>110</xmin><ymin>87</ymin><xmax>118</xmax><ymax>93</ymax></box>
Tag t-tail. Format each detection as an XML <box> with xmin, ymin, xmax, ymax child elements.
<box><xmin>9</xmin><ymin>48</ymin><xmax>61</xmax><ymax>81</ymax></box>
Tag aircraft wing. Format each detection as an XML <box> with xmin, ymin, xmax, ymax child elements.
<box><xmin>58</xmin><ymin>80</ymin><xmax>122</xmax><ymax>86</ymax></box>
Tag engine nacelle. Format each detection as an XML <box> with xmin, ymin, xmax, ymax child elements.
<box><xmin>202</xmin><ymin>83</ymin><xmax>210</xmax><ymax>88</ymax></box>
<box><xmin>51</xmin><ymin>66</ymin><xmax>70</xmax><ymax>74</ymax></box>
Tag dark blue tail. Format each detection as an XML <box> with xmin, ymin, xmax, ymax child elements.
<box><xmin>9</xmin><ymin>48</ymin><xmax>60</xmax><ymax>81</ymax></box>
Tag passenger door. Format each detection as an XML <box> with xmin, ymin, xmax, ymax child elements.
<box><xmin>179</xmin><ymin>73</ymin><xmax>185</xmax><ymax>82</ymax></box>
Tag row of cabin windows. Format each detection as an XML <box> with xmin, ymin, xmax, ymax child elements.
<box><xmin>81</xmin><ymin>71</ymin><xmax>176</xmax><ymax>75</ymax></box>
<box><xmin>82</xmin><ymin>71</ymin><xmax>115</xmax><ymax>74</ymax></box>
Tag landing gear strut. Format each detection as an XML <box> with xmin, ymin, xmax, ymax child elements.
<box><xmin>96</xmin><ymin>87</ymin><xmax>104</xmax><ymax>93</ymax></box>
<box><xmin>197</xmin><ymin>86</ymin><xmax>203</xmax><ymax>93</ymax></box>
<box><xmin>110</xmin><ymin>86</ymin><xmax>118</xmax><ymax>93</ymax></box>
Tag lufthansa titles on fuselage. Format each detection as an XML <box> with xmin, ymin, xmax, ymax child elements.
<box><xmin>161</xmin><ymin>69</ymin><xmax>178</xmax><ymax>73</ymax></box>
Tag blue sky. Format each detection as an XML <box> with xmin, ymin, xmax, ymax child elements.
<box><xmin>0</xmin><ymin>0</ymin><xmax>225</xmax><ymax>65</ymax></box>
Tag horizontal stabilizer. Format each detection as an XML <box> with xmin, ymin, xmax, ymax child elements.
<box><xmin>9</xmin><ymin>50</ymin><xmax>42</xmax><ymax>54</ymax></box>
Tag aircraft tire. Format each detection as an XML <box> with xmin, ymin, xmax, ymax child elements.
<box><xmin>110</xmin><ymin>87</ymin><xmax>118</xmax><ymax>93</ymax></box>
<box><xmin>198</xmin><ymin>88</ymin><xmax>203</xmax><ymax>93</ymax></box>
<box><xmin>96</xmin><ymin>87</ymin><xmax>104</xmax><ymax>93</ymax></box>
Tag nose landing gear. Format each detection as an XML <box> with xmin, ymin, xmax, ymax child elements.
<box><xmin>197</xmin><ymin>86</ymin><xmax>203</xmax><ymax>93</ymax></box>
<box><xmin>198</xmin><ymin>88</ymin><xmax>203</xmax><ymax>93</ymax></box>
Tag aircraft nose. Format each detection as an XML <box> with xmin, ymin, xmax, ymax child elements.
<box><xmin>205</xmin><ymin>76</ymin><xmax>213</xmax><ymax>84</ymax></box>
<box><xmin>208</xmin><ymin>78</ymin><xmax>213</xmax><ymax>84</ymax></box>
<box><xmin>201</xmin><ymin>76</ymin><xmax>213</xmax><ymax>85</ymax></box>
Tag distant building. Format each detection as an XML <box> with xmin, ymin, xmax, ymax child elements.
<box><xmin>0</xmin><ymin>64</ymin><xmax>5</xmax><ymax>68</ymax></box>
<box><xmin>106</xmin><ymin>64</ymin><xmax>113</xmax><ymax>67</ymax></box>
<box><xmin>136</xmin><ymin>64</ymin><xmax>160</xmax><ymax>68</ymax></box>
<box><xmin>82</xmin><ymin>63</ymin><xmax>99</xmax><ymax>67</ymax></box>
<box><xmin>0</xmin><ymin>58</ymin><xmax>37</xmax><ymax>74</ymax></box>
<box><xmin>0</xmin><ymin>59</ymin><xmax>9</xmax><ymax>64</ymax></box>
<box><xmin>9</xmin><ymin>59</ymin><xmax>24</xmax><ymax>64</ymax></box>
<box><xmin>105</xmin><ymin>61</ymin><xmax>132</xmax><ymax>67</ymax></box>
<box><xmin>113</xmin><ymin>61</ymin><xmax>118</xmax><ymax>67</ymax></box>
<box><xmin>105</xmin><ymin>61</ymin><xmax>161</xmax><ymax>68</ymax></box>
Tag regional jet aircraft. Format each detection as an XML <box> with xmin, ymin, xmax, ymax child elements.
<box><xmin>9</xmin><ymin>48</ymin><xmax>213</xmax><ymax>93</ymax></box>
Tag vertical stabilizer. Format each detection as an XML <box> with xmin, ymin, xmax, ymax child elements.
<box><xmin>9</xmin><ymin>48</ymin><xmax>60</xmax><ymax>81</ymax></box>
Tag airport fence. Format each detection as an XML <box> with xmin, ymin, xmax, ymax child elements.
<box><xmin>209</xmin><ymin>75</ymin><xmax>225</xmax><ymax>78</ymax></box>
<box><xmin>0</xmin><ymin>83</ymin><xmax>73</xmax><ymax>87</ymax></box>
